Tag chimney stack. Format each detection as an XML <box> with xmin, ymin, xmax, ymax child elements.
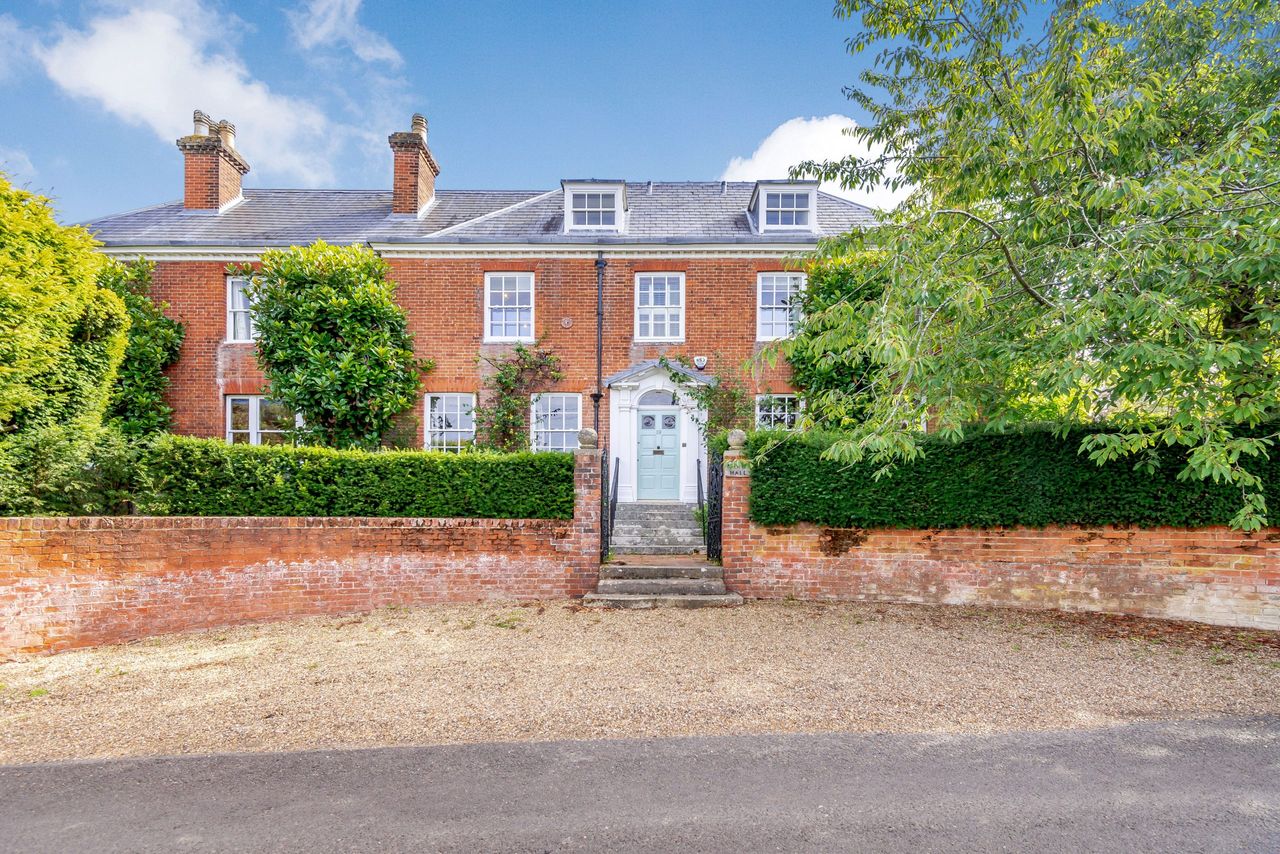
<box><xmin>388</xmin><ymin>113</ymin><xmax>440</xmax><ymax>216</ymax></box>
<box><xmin>176</xmin><ymin>109</ymin><xmax>249</xmax><ymax>211</ymax></box>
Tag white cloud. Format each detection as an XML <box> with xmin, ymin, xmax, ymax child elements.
<box><xmin>287</xmin><ymin>0</ymin><xmax>402</xmax><ymax>66</ymax></box>
<box><xmin>35</xmin><ymin>1</ymin><xmax>338</xmax><ymax>185</ymax></box>
<box><xmin>722</xmin><ymin>115</ymin><xmax>910</xmax><ymax>211</ymax></box>
<box><xmin>0</xmin><ymin>14</ymin><xmax>35</xmax><ymax>81</ymax></box>
<box><xmin>0</xmin><ymin>147</ymin><xmax>37</xmax><ymax>184</ymax></box>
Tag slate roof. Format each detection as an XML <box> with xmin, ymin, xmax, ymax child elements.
<box><xmin>83</xmin><ymin>182</ymin><xmax>876</xmax><ymax>248</ymax></box>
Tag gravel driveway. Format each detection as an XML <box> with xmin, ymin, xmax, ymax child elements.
<box><xmin>2</xmin><ymin>601</ymin><xmax>1278</xmax><ymax>764</ymax></box>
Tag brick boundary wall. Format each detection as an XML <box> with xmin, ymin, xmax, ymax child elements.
<box><xmin>719</xmin><ymin>443</ymin><xmax>1280</xmax><ymax>631</ymax></box>
<box><xmin>0</xmin><ymin>443</ymin><xmax>603</xmax><ymax>657</ymax></box>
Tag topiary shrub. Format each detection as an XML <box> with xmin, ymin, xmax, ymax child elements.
<box><xmin>142</xmin><ymin>436</ymin><xmax>575</xmax><ymax>519</ymax></box>
<box><xmin>745</xmin><ymin>425</ymin><xmax>1280</xmax><ymax>530</ymax></box>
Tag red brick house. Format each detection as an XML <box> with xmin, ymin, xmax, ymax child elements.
<box><xmin>85</xmin><ymin>111</ymin><xmax>873</xmax><ymax>505</ymax></box>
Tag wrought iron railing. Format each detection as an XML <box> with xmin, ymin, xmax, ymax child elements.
<box><xmin>601</xmin><ymin>451</ymin><xmax>620</xmax><ymax>562</ymax></box>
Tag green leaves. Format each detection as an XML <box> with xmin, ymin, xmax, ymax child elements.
<box><xmin>0</xmin><ymin>173</ymin><xmax>128</xmax><ymax>436</ymax></box>
<box><xmin>241</xmin><ymin>242</ymin><xmax>429</xmax><ymax>450</ymax></box>
<box><xmin>797</xmin><ymin>0</ymin><xmax>1280</xmax><ymax>526</ymax></box>
<box><xmin>472</xmin><ymin>343</ymin><xmax>561</xmax><ymax>452</ymax></box>
<box><xmin>100</xmin><ymin>260</ymin><xmax>185</xmax><ymax>436</ymax></box>
<box><xmin>747</xmin><ymin>424</ymin><xmax>1279</xmax><ymax>530</ymax></box>
<box><xmin>142</xmin><ymin>437</ymin><xmax>574</xmax><ymax>519</ymax></box>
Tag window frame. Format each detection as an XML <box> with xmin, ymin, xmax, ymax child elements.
<box><xmin>424</xmin><ymin>392</ymin><xmax>477</xmax><ymax>451</ymax></box>
<box><xmin>760</xmin><ymin>190</ymin><xmax>814</xmax><ymax>232</ymax></box>
<box><xmin>226</xmin><ymin>275</ymin><xmax>256</xmax><ymax>343</ymax></box>
<box><xmin>756</xmin><ymin>272</ymin><xmax>806</xmax><ymax>341</ymax></box>
<box><xmin>530</xmin><ymin>392</ymin><xmax>582</xmax><ymax>452</ymax></box>
<box><xmin>483</xmin><ymin>272</ymin><xmax>536</xmax><ymax>343</ymax></box>
<box><xmin>224</xmin><ymin>395</ymin><xmax>300</xmax><ymax>445</ymax></box>
<box><xmin>755</xmin><ymin>394</ymin><xmax>803</xmax><ymax>430</ymax></box>
<box><xmin>562</xmin><ymin>182</ymin><xmax>625</xmax><ymax>233</ymax></box>
<box><xmin>569</xmin><ymin>191</ymin><xmax>618</xmax><ymax>228</ymax></box>
<box><xmin>633</xmin><ymin>272</ymin><xmax>686</xmax><ymax>343</ymax></box>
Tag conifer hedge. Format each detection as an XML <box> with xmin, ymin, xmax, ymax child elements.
<box><xmin>142</xmin><ymin>436</ymin><xmax>575</xmax><ymax>519</ymax></box>
<box><xmin>745</xmin><ymin>426</ymin><xmax>1279</xmax><ymax>529</ymax></box>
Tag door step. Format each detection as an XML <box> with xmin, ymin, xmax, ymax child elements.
<box><xmin>585</xmin><ymin>561</ymin><xmax>742</xmax><ymax>609</ymax></box>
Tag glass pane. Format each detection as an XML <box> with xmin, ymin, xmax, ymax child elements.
<box><xmin>259</xmin><ymin>399</ymin><xmax>294</xmax><ymax>432</ymax></box>
<box><xmin>766</xmin><ymin>210</ymin><xmax>779</xmax><ymax>225</ymax></box>
<box><xmin>228</xmin><ymin>431</ymin><xmax>251</xmax><ymax>444</ymax></box>
<box><xmin>639</xmin><ymin>390</ymin><xmax>675</xmax><ymax>406</ymax></box>
<box><xmin>259</xmin><ymin>431</ymin><xmax>289</xmax><ymax>446</ymax></box>
<box><xmin>642</xmin><ymin>415</ymin><xmax>656</xmax><ymax>429</ymax></box>
<box><xmin>662</xmin><ymin>415</ymin><xmax>677</xmax><ymax>429</ymax></box>
<box><xmin>229</xmin><ymin>398</ymin><xmax>250</xmax><ymax>431</ymax></box>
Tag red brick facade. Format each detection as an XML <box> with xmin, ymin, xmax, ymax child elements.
<box><xmin>0</xmin><ymin>447</ymin><xmax>601</xmax><ymax>656</ymax></box>
<box><xmin>151</xmin><ymin>255</ymin><xmax>796</xmax><ymax>442</ymax></box>
<box><xmin>719</xmin><ymin>455</ymin><xmax>1280</xmax><ymax>630</ymax></box>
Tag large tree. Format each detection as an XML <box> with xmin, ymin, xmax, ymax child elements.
<box><xmin>795</xmin><ymin>0</ymin><xmax>1280</xmax><ymax>528</ymax></box>
<box><xmin>243</xmin><ymin>241</ymin><xmax>429</xmax><ymax>450</ymax></box>
<box><xmin>0</xmin><ymin>173</ymin><xmax>128</xmax><ymax>435</ymax></box>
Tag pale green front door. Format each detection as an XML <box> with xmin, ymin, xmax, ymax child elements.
<box><xmin>637</xmin><ymin>409</ymin><xmax>680</xmax><ymax>500</ymax></box>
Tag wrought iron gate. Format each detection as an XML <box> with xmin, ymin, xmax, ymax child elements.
<box><xmin>705</xmin><ymin>450</ymin><xmax>723</xmax><ymax>561</ymax></box>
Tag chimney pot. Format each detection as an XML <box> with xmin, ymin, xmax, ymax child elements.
<box><xmin>217</xmin><ymin>120</ymin><xmax>236</xmax><ymax>149</ymax></box>
<box><xmin>411</xmin><ymin>113</ymin><xmax>428</xmax><ymax>139</ymax></box>
<box><xmin>193</xmin><ymin>109</ymin><xmax>212</xmax><ymax>136</ymax></box>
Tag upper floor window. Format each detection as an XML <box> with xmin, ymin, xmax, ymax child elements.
<box><xmin>426</xmin><ymin>393</ymin><xmax>475</xmax><ymax>451</ymax></box>
<box><xmin>227</xmin><ymin>276</ymin><xmax>255</xmax><ymax>342</ymax></box>
<box><xmin>484</xmin><ymin>273</ymin><xmax>534</xmax><ymax>342</ymax></box>
<box><xmin>571</xmin><ymin>192</ymin><xmax>617</xmax><ymax>227</ymax></box>
<box><xmin>635</xmin><ymin>273</ymin><xmax>684</xmax><ymax>342</ymax></box>
<box><xmin>531</xmin><ymin>393</ymin><xmax>581</xmax><ymax>451</ymax></box>
<box><xmin>226</xmin><ymin>395</ymin><xmax>297</xmax><ymax>445</ymax></box>
<box><xmin>755</xmin><ymin>394</ymin><xmax>801</xmax><ymax>430</ymax></box>
<box><xmin>764</xmin><ymin>191</ymin><xmax>811</xmax><ymax>228</ymax></box>
<box><xmin>757</xmin><ymin>272</ymin><xmax>806</xmax><ymax>341</ymax></box>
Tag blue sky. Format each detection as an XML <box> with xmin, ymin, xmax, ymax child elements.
<box><xmin>0</xmin><ymin>0</ymin><xmax>891</xmax><ymax>223</ymax></box>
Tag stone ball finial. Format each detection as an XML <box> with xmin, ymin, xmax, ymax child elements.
<box><xmin>577</xmin><ymin>428</ymin><xmax>598</xmax><ymax>449</ymax></box>
<box><xmin>727</xmin><ymin>429</ymin><xmax>747</xmax><ymax>450</ymax></box>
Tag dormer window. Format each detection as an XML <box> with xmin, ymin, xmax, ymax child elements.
<box><xmin>752</xmin><ymin>180</ymin><xmax>818</xmax><ymax>233</ymax></box>
<box><xmin>764</xmin><ymin>191</ymin><xmax>810</xmax><ymax>228</ymax></box>
<box><xmin>572</xmin><ymin>192</ymin><xmax>616</xmax><ymax>227</ymax></box>
<box><xmin>562</xmin><ymin>180</ymin><xmax>626</xmax><ymax>232</ymax></box>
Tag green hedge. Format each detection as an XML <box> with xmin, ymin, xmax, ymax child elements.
<box><xmin>142</xmin><ymin>436</ymin><xmax>575</xmax><ymax>519</ymax></box>
<box><xmin>746</xmin><ymin>426</ymin><xmax>1279</xmax><ymax>529</ymax></box>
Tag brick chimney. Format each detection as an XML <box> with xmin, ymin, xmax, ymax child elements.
<box><xmin>388</xmin><ymin>113</ymin><xmax>440</xmax><ymax>215</ymax></box>
<box><xmin>175</xmin><ymin>110</ymin><xmax>250</xmax><ymax>211</ymax></box>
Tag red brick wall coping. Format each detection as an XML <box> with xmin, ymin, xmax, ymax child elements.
<box><xmin>718</xmin><ymin>454</ymin><xmax>1280</xmax><ymax>631</ymax></box>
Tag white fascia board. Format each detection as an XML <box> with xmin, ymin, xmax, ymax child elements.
<box><xmin>97</xmin><ymin>241</ymin><xmax>820</xmax><ymax>261</ymax></box>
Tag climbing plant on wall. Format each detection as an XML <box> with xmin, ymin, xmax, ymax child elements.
<box><xmin>472</xmin><ymin>342</ymin><xmax>562</xmax><ymax>452</ymax></box>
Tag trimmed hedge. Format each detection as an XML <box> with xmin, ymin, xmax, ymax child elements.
<box><xmin>143</xmin><ymin>436</ymin><xmax>575</xmax><ymax>519</ymax></box>
<box><xmin>746</xmin><ymin>426</ymin><xmax>1279</xmax><ymax>529</ymax></box>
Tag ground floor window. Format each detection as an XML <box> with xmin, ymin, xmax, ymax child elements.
<box><xmin>426</xmin><ymin>393</ymin><xmax>476</xmax><ymax>451</ymax></box>
<box><xmin>755</xmin><ymin>394</ymin><xmax>801</xmax><ymax>430</ymax></box>
<box><xmin>226</xmin><ymin>396</ymin><xmax>298</xmax><ymax>445</ymax></box>
<box><xmin>531</xmin><ymin>393</ymin><xmax>581</xmax><ymax>451</ymax></box>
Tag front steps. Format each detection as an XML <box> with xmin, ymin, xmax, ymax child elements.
<box><xmin>584</xmin><ymin>558</ymin><xmax>743</xmax><ymax>609</ymax></box>
<box><xmin>610</xmin><ymin>502</ymin><xmax>705</xmax><ymax>555</ymax></box>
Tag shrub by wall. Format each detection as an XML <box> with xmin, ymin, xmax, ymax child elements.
<box><xmin>746</xmin><ymin>426</ymin><xmax>1280</xmax><ymax>529</ymax></box>
<box><xmin>143</xmin><ymin>436</ymin><xmax>574</xmax><ymax>519</ymax></box>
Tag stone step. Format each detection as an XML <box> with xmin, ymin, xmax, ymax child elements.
<box><xmin>611</xmin><ymin>524</ymin><xmax>703</xmax><ymax>537</ymax></box>
<box><xmin>613</xmin><ymin>505</ymin><xmax>698</xmax><ymax>519</ymax></box>
<box><xmin>600</xmin><ymin>564</ymin><xmax>722</xmax><ymax>580</ymax></box>
<box><xmin>582</xmin><ymin>592</ymin><xmax>744</xmax><ymax>610</ymax></box>
<box><xmin>612</xmin><ymin>544</ymin><xmax>705</xmax><ymax>555</ymax></box>
<box><xmin>596</xmin><ymin>578</ymin><xmax>727</xmax><ymax>595</ymax></box>
<box><xmin>611</xmin><ymin>540</ymin><xmax>711</xmax><ymax>547</ymax></box>
<box><xmin>611</xmin><ymin>532</ymin><xmax>704</xmax><ymax>544</ymax></box>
